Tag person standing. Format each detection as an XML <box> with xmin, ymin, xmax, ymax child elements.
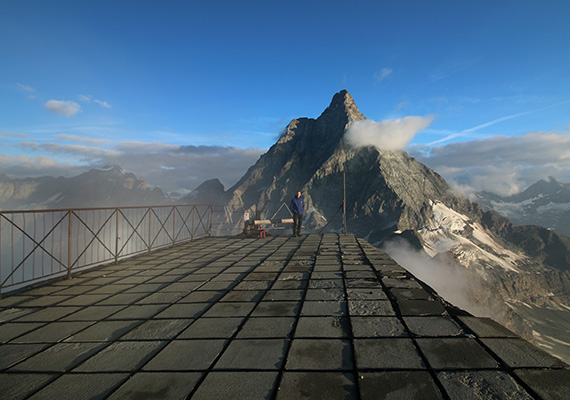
<box><xmin>290</xmin><ymin>191</ymin><xmax>305</xmax><ymax>237</ymax></box>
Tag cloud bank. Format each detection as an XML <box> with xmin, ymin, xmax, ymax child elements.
<box><xmin>45</xmin><ymin>100</ymin><xmax>81</xmax><ymax>116</ymax></box>
<box><xmin>412</xmin><ymin>131</ymin><xmax>570</xmax><ymax>196</ymax></box>
<box><xmin>345</xmin><ymin>116</ymin><xmax>434</xmax><ymax>151</ymax></box>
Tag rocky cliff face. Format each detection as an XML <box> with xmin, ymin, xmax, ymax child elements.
<box><xmin>0</xmin><ymin>165</ymin><xmax>167</xmax><ymax>210</ymax></box>
<box><xmin>221</xmin><ymin>89</ymin><xmax>570</xmax><ymax>362</ymax></box>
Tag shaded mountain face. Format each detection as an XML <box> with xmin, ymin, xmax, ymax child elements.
<box><xmin>475</xmin><ymin>177</ymin><xmax>570</xmax><ymax>237</ymax></box>
<box><xmin>0</xmin><ymin>165</ymin><xmax>167</xmax><ymax>210</ymax></box>
<box><xmin>222</xmin><ymin>90</ymin><xmax>570</xmax><ymax>362</ymax></box>
<box><xmin>180</xmin><ymin>178</ymin><xmax>226</xmax><ymax>205</ymax></box>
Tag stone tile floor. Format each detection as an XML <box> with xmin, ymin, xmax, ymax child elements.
<box><xmin>0</xmin><ymin>233</ymin><xmax>568</xmax><ymax>399</ymax></box>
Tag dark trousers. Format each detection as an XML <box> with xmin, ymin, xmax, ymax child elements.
<box><xmin>293</xmin><ymin>214</ymin><xmax>303</xmax><ymax>236</ymax></box>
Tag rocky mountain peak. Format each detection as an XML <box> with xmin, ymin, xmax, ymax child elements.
<box><xmin>320</xmin><ymin>89</ymin><xmax>365</xmax><ymax>122</ymax></box>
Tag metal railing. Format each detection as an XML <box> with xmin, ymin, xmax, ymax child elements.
<box><xmin>0</xmin><ymin>204</ymin><xmax>216</xmax><ymax>293</ymax></box>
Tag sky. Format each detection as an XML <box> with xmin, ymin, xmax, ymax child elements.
<box><xmin>1</xmin><ymin>0</ymin><xmax>570</xmax><ymax>196</ymax></box>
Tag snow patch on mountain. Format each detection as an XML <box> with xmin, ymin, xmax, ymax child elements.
<box><xmin>419</xmin><ymin>202</ymin><xmax>524</xmax><ymax>273</ymax></box>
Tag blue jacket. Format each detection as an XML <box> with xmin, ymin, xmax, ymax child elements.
<box><xmin>290</xmin><ymin>196</ymin><xmax>305</xmax><ymax>215</ymax></box>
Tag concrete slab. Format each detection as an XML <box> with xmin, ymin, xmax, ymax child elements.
<box><xmin>398</xmin><ymin>299</ymin><xmax>447</xmax><ymax>316</ymax></box>
<box><xmin>305</xmin><ymin>288</ymin><xmax>345</xmax><ymax>301</ymax></box>
<box><xmin>348</xmin><ymin>300</ymin><xmax>395</xmax><ymax>316</ymax></box>
<box><xmin>219</xmin><ymin>290</ymin><xmax>265</xmax><ymax>302</ymax></box>
<box><xmin>0</xmin><ymin>373</ymin><xmax>57</xmax><ymax>400</ymax></box>
<box><xmin>295</xmin><ymin>316</ymin><xmax>350</xmax><ymax>338</ymax></box>
<box><xmin>107</xmin><ymin>372</ymin><xmax>202</xmax><ymax>400</ymax></box>
<box><xmin>74</xmin><ymin>341</ymin><xmax>166</xmax><ymax>372</ymax></box>
<box><xmin>153</xmin><ymin>302</ymin><xmax>210</xmax><ymax>319</ymax></box>
<box><xmin>27</xmin><ymin>372</ymin><xmax>129</xmax><ymax>400</ymax></box>
<box><xmin>191</xmin><ymin>371</ymin><xmax>278</xmax><ymax>399</ymax></box>
<box><xmin>251</xmin><ymin>301</ymin><xmax>301</xmax><ymax>317</ymax></box>
<box><xmin>404</xmin><ymin>316</ymin><xmax>463</xmax><ymax>337</ymax></box>
<box><xmin>437</xmin><ymin>370</ymin><xmax>533</xmax><ymax>399</ymax></box>
<box><xmin>457</xmin><ymin>316</ymin><xmax>519</xmax><ymax>337</ymax></box>
<box><xmin>178</xmin><ymin>317</ymin><xmax>245</xmax><ymax>339</ymax></box>
<box><xmin>0</xmin><ymin>322</ymin><xmax>45</xmax><ymax>343</ymax></box>
<box><xmin>514</xmin><ymin>369</ymin><xmax>570</xmax><ymax>400</ymax></box>
<box><xmin>201</xmin><ymin>302</ymin><xmax>256</xmax><ymax>317</ymax></box>
<box><xmin>12</xmin><ymin>321</ymin><xmax>93</xmax><ymax>343</ymax></box>
<box><xmin>286</xmin><ymin>339</ymin><xmax>353</xmax><ymax>370</ymax></box>
<box><xmin>350</xmin><ymin>317</ymin><xmax>407</xmax><ymax>338</ymax></box>
<box><xmin>61</xmin><ymin>305</ymin><xmax>126</xmax><ymax>321</ymax></box>
<box><xmin>359</xmin><ymin>371</ymin><xmax>443</xmax><ymax>400</ymax></box>
<box><xmin>237</xmin><ymin>317</ymin><xmax>295</xmax><ymax>338</ymax></box>
<box><xmin>354</xmin><ymin>338</ymin><xmax>425</xmax><ymax>369</ymax></box>
<box><xmin>0</xmin><ymin>343</ymin><xmax>50</xmax><ymax>369</ymax></box>
<box><xmin>346</xmin><ymin>288</ymin><xmax>387</xmax><ymax>301</ymax></box>
<box><xmin>14</xmin><ymin>306</ymin><xmax>81</xmax><ymax>322</ymax></box>
<box><xmin>65</xmin><ymin>320</ymin><xmax>143</xmax><ymax>342</ymax></box>
<box><xmin>416</xmin><ymin>338</ymin><xmax>499</xmax><ymax>369</ymax></box>
<box><xmin>120</xmin><ymin>319</ymin><xmax>193</xmax><ymax>340</ymax></box>
<box><xmin>9</xmin><ymin>342</ymin><xmax>107</xmax><ymax>372</ymax></box>
<box><xmin>276</xmin><ymin>372</ymin><xmax>357</xmax><ymax>400</ymax></box>
<box><xmin>214</xmin><ymin>339</ymin><xmax>287</xmax><ymax>370</ymax></box>
<box><xmin>481</xmin><ymin>338</ymin><xmax>568</xmax><ymax>368</ymax></box>
<box><xmin>143</xmin><ymin>339</ymin><xmax>227</xmax><ymax>371</ymax></box>
<box><xmin>301</xmin><ymin>301</ymin><xmax>347</xmax><ymax>316</ymax></box>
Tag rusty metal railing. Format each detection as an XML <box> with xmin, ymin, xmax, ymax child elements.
<box><xmin>0</xmin><ymin>204</ymin><xmax>215</xmax><ymax>293</ymax></box>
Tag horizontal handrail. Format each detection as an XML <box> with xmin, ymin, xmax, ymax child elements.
<box><xmin>0</xmin><ymin>204</ymin><xmax>218</xmax><ymax>293</ymax></box>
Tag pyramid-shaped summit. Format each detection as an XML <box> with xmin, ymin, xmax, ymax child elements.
<box><xmin>224</xmin><ymin>89</ymin><xmax>462</xmax><ymax>243</ymax></box>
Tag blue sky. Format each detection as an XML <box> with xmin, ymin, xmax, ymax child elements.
<box><xmin>1</xmin><ymin>0</ymin><xmax>570</xmax><ymax>194</ymax></box>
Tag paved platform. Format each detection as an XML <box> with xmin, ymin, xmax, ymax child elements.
<box><xmin>0</xmin><ymin>233</ymin><xmax>568</xmax><ymax>399</ymax></box>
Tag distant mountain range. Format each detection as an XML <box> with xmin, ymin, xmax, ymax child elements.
<box><xmin>0</xmin><ymin>165</ymin><xmax>167</xmax><ymax>210</ymax></box>
<box><xmin>474</xmin><ymin>177</ymin><xmax>570</xmax><ymax>237</ymax></box>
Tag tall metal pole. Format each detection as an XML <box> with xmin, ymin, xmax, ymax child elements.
<box><xmin>342</xmin><ymin>171</ymin><xmax>347</xmax><ymax>235</ymax></box>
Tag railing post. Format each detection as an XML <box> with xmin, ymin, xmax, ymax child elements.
<box><xmin>115</xmin><ymin>209</ymin><xmax>119</xmax><ymax>264</ymax></box>
<box><xmin>172</xmin><ymin>206</ymin><xmax>176</xmax><ymax>247</ymax></box>
<box><xmin>191</xmin><ymin>206</ymin><xmax>195</xmax><ymax>241</ymax></box>
<box><xmin>208</xmin><ymin>205</ymin><xmax>213</xmax><ymax>237</ymax></box>
<box><xmin>147</xmin><ymin>207</ymin><xmax>151</xmax><ymax>254</ymax></box>
<box><xmin>67</xmin><ymin>210</ymin><xmax>72</xmax><ymax>279</ymax></box>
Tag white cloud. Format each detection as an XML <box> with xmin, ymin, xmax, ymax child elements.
<box><xmin>54</xmin><ymin>134</ymin><xmax>110</xmax><ymax>146</ymax></box>
<box><xmin>94</xmin><ymin>99</ymin><xmax>111</xmax><ymax>109</ymax></box>
<box><xmin>412</xmin><ymin>131</ymin><xmax>570</xmax><ymax>196</ymax></box>
<box><xmin>345</xmin><ymin>115</ymin><xmax>434</xmax><ymax>151</ymax></box>
<box><xmin>17</xmin><ymin>83</ymin><xmax>36</xmax><ymax>92</ymax></box>
<box><xmin>45</xmin><ymin>100</ymin><xmax>81</xmax><ymax>116</ymax></box>
<box><xmin>374</xmin><ymin>67</ymin><xmax>393</xmax><ymax>83</ymax></box>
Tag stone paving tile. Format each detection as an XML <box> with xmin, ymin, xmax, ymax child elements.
<box><xmin>404</xmin><ymin>316</ymin><xmax>463</xmax><ymax>337</ymax></box>
<box><xmin>144</xmin><ymin>339</ymin><xmax>226</xmax><ymax>371</ymax></box>
<box><xmin>295</xmin><ymin>316</ymin><xmax>350</xmax><ymax>338</ymax></box>
<box><xmin>0</xmin><ymin>373</ymin><xmax>57</xmax><ymax>400</ymax></box>
<box><xmin>251</xmin><ymin>301</ymin><xmax>301</xmax><ymax>317</ymax></box>
<box><xmin>9</xmin><ymin>342</ymin><xmax>107</xmax><ymax>372</ymax></box>
<box><xmin>107</xmin><ymin>372</ymin><xmax>203</xmax><ymax>400</ymax></box>
<box><xmin>286</xmin><ymin>339</ymin><xmax>353</xmax><ymax>370</ymax></box>
<box><xmin>74</xmin><ymin>341</ymin><xmax>166</xmax><ymax>372</ymax></box>
<box><xmin>27</xmin><ymin>373</ymin><xmax>129</xmax><ymax>400</ymax></box>
<box><xmin>348</xmin><ymin>300</ymin><xmax>395</xmax><ymax>316</ymax></box>
<box><xmin>276</xmin><ymin>372</ymin><xmax>357</xmax><ymax>400</ymax></box>
<box><xmin>97</xmin><ymin>292</ymin><xmax>149</xmax><ymax>305</ymax></box>
<box><xmin>219</xmin><ymin>289</ymin><xmax>265</xmax><ymax>302</ymax></box>
<box><xmin>301</xmin><ymin>301</ymin><xmax>347</xmax><ymax>316</ymax></box>
<box><xmin>416</xmin><ymin>338</ymin><xmax>499</xmax><ymax>369</ymax></box>
<box><xmin>437</xmin><ymin>370</ymin><xmax>533</xmax><ymax>399</ymax></box>
<box><xmin>0</xmin><ymin>322</ymin><xmax>45</xmax><ymax>343</ymax></box>
<box><xmin>191</xmin><ymin>371</ymin><xmax>278</xmax><ymax>399</ymax></box>
<box><xmin>153</xmin><ymin>302</ymin><xmax>210</xmax><ymax>319</ymax></box>
<box><xmin>12</xmin><ymin>321</ymin><xmax>93</xmax><ymax>343</ymax></box>
<box><xmin>178</xmin><ymin>317</ymin><xmax>245</xmax><ymax>339</ymax></box>
<box><xmin>237</xmin><ymin>317</ymin><xmax>295</xmax><ymax>338</ymax></box>
<box><xmin>201</xmin><ymin>302</ymin><xmax>256</xmax><ymax>317</ymax></box>
<box><xmin>480</xmin><ymin>337</ymin><xmax>568</xmax><ymax>368</ymax></box>
<box><xmin>359</xmin><ymin>371</ymin><xmax>443</xmax><ymax>400</ymax></box>
<box><xmin>106</xmin><ymin>304</ymin><xmax>167</xmax><ymax>320</ymax></box>
<box><xmin>398</xmin><ymin>299</ymin><xmax>447</xmax><ymax>316</ymax></box>
<box><xmin>179</xmin><ymin>290</ymin><xmax>225</xmax><ymax>303</ymax></box>
<box><xmin>214</xmin><ymin>339</ymin><xmax>288</xmax><ymax>370</ymax></box>
<box><xmin>354</xmin><ymin>338</ymin><xmax>425</xmax><ymax>369</ymax></box>
<box><xmin>351</xmin><ymin>316</ymin><xmax>407</xmax><ymax>338</ymax></box>
<box><xmin>457</xmin><ymin>315</ymin><xmax>519</xmax><ymax>337</ymax></box>
<box><xmin>120</xmin><ymin>319</ymin><xmax>193</xmax><ymax>340</ymax></box>
<box><xmin>61</xmin><ymin>305</ymin><xmax>126</xmax><ymax>321</ymax></box>
<box><xmin>514</xmin><ymin>369</ymin><xmax>570</xmax><ymax>400</ymax></box>
<box><xmin>65</xmin><ymin>320</ymin><xmax>143</xmax><ymax>342</ymax></box>
<box><xmin>14</xmin><ymin>306</ymin><xmax>82</xmax><ymax>322</ymax></box>
<box><xmin>305</xmin><ymin>288</ymin><xmax>345</xmax><ymax>301</ymax></box>
<box><xmin>0</xmin><ymin>343</ymin><xmax>50</xmax><ymax>369</ymax></box>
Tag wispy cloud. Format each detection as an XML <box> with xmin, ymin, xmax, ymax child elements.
<box><xmin>17</xmin><ymin>83</ymin><xmax>36</xmax><ymax>92</ymax></box>
<box><xmin>374</xmin><ymin>67</ymin><xmax>393</xmax><ymax>83</ymax></box>
<box><xmin>54</xmin><ymin>134</ymin><xmax>110</xmax><ymax>146</ymax></box>
<box><xmin>45</xmin><ymin>100</ymin><xmax>81</xmax><ymax>116</ymax></box>
<box><xmin>78</xmin><ymin>94</ymin><xmax>112</xmax><ymax>109</ymax></box>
